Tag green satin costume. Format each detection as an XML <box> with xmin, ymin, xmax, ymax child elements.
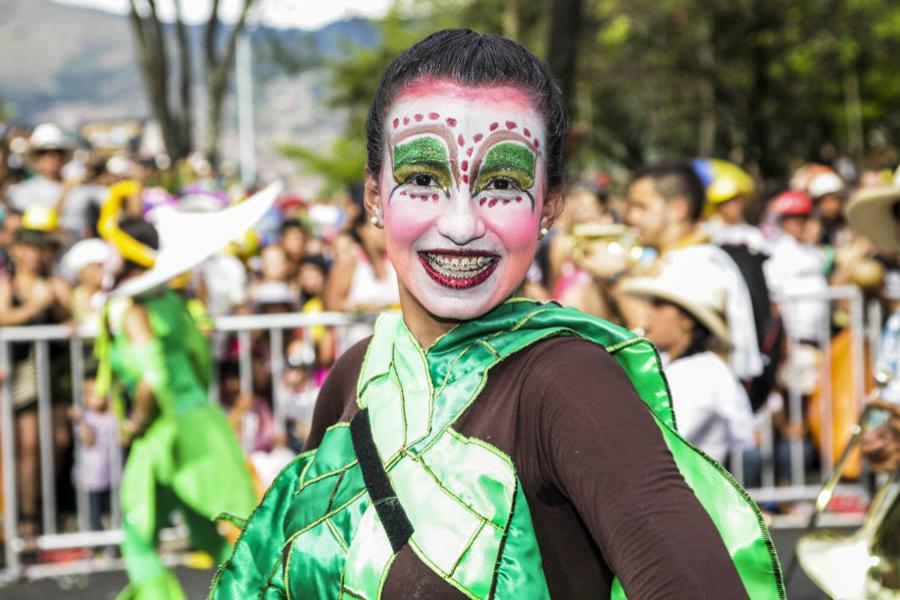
<box><xmin>210</xmin><ymin>299</ymin><xmax>784</xmax><ymax>599</ymax></box>
<box><xmin>99</xmin><ymin>289</ymin><xmax>256</xmax><ymax>600</ymax></box>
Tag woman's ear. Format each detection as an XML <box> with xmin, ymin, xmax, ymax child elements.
<box><xmin>364</xmin><ymin>168</ymin><xmax>382</xmax><ymax>224</ymax></box>
<box><xmin>542</xmin><ymin>188</ymin><xmax>565</xmax><ymax>228</ymax></box>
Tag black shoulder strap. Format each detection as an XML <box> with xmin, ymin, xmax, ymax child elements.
<box><xmin>349</xmin><ymin>408</ymin><xmax>414</xmax><ymax>553</ymax></box>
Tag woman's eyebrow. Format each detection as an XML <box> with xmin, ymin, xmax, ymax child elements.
<box><xmin>479</xmin><ymin>141</ymin><xmax>535</xmax><ymax>179</ymax></box>
<box><xmin>389</xmin><ymin>125</ymin><xmax>460</xmax><ymax>182</ymax></box>
<box><xmin>470</xmin><ymin>131</ymin><xmax>540</xmax><ymax>181</ymax></box>
<box><xmin>392</xmin><ymin>136</ymin><xmax>450</xmax><ymax>172</ymax></box>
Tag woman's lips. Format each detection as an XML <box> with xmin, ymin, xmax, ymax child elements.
<box><xmin>418</xmin><ymin>249</ymin><xmax>499</xmax><ymax>289</ymax></box>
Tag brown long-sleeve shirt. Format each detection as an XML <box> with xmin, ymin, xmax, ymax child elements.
<box><xmin>306</xmin><ymin>335</ymin><xmax>748</xmax><ymax>599</ymax></box>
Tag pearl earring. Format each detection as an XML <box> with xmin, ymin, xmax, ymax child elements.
<box><xmin>539</xmin><ymin>226</ymin><xmax>549</xmax><ymax>238</ymax></box>
<box><xmin>370</xmin><ymin>216</ymin><xmax>380</xmax><ymax>226</ymax></box>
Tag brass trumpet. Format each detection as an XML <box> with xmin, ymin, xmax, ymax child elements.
<box><xmin>567</xmin><ymin>223</ymin><xmax>645</xmax><ymax>273</ymax></box>
<box><xmin>795</xmin><ymin>371</ymin><xmax>900</xmax><ymax>599</ymax></box>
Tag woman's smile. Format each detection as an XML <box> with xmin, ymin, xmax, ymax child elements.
<box><xmin>418</xmin><ymin>248</ymin><xmax>500</xmax><ymax>289</ymax></box>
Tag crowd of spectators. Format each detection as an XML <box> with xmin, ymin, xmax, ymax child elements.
<box><xmin>1</xmin><ymin>119</ymin><xmax>898</xmax><ymax>544</ymax></box>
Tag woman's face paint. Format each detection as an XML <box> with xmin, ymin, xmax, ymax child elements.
<box><xmin>380</xmin><ymin>78</ymin><xmax>545</xmax><ymax>321</ymax></box>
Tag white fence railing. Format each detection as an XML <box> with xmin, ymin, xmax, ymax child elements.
<box><xmin>0</xmin><ymin>289</ymin><xmax>881</xmax><ymax>579</ymax></box>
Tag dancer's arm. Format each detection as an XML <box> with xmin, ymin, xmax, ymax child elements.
<box><xmin>122</xmin><ymin>304</ymin><xmax>165</xmax><ymax>436</ymax></box>
<box><xmin>527</xmin><ymin>339</ymin><xmax>749</xmax><ymax>599</ymax></box>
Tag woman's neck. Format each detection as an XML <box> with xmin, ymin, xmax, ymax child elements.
<box><xmin>398</xmin><ymin>286</ymin><xmax>459</xmax><ymax>350</ymax></box>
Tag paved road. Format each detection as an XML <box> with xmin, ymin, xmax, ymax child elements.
<box><xmin>4</xmin><ymin>528</ymin><xmax>833</xmax><ymax>599</ymax></box>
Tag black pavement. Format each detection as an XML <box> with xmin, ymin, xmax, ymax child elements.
<box><xmin>2</xmin><ymin>528</ymin><xmax>835</xmax><ymax>599</ymax></box>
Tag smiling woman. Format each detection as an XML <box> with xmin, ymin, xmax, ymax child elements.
<box><xmin>210</xmin><ymin>29</ymin><xmax>785</xmax><ymax>600</ymax></box>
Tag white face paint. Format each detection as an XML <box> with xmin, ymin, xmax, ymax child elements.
<box><xmin>379</xmin><ymin>77</ymin><xmax>547</xmax><ymax>321</ymax></box>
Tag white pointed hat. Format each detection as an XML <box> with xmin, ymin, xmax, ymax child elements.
<box><xmin>108</xmin><ymin>182</ymin><xmax>282</xmax><ymax>298</ymax></box>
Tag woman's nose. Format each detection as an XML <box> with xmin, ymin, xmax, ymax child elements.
<box><xmin>436</xmin><ymin>193</ymin><xmax>486</xmax><ymax>245</ymax></box>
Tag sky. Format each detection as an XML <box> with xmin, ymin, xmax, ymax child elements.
<box><xmin>52</xmin><ymin>0</ymin><xmax>394</xmax><ymax>29</ymax></box>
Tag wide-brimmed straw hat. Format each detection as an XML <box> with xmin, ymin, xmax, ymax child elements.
<box><xmin>845</xmin><ymin>185</ymin><xmax>900</xmax><ymax>250</ymax></box>
<box><xmin>622</xmin><ymin>265</ymin><xmax>733</xmax><ymax>349</ymax></box>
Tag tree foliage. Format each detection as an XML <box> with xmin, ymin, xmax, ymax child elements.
<box><xmin>285</xmin><ymin>0</ymin><xmax>900</xmax><ymax>191</ymax></box>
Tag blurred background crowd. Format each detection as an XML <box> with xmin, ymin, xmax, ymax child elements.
<box><xmin>4</xmin><ymin>0</ymin><xmax>900</xmax><ymax>587</ymax></box>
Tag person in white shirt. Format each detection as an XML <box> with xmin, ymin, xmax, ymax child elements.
<box><xmin>764</xmin><ymin>190</ymin><xmax>828</xmax><ymax>342</ymax></box>
<box><xmin>623</xmin><ymin>261</ymin><xmax>755</xmax><ymax>464</ymax></box>
<box><xmin>7</xmin><ymin>123</ymin><xmax>104</xmax><ymax>240</ymax></box>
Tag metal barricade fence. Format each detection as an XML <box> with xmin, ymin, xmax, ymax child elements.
<box><xmin>0</xmin><ymin>311</ymin><xmax>377</xmax><ymax>580</ymax></box>
<box><xmin>0</xmin><ymin>290</ymin><xmax>879</xmax><ymax>578</ymax></box>
<box><xmin>727</xmin><ymin>285</ymin><xmax>871</xmax><ymax>521</ymax></box>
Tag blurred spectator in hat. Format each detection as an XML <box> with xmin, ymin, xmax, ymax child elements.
<box><xmin>7</xmin><ymin>123</ymin><xmax>99</xmax><ymax>241</ymax></box>
<box><xmin>60</xmin><ymin>238</ymin><xmax>116</xmax><ymax>329</ymax></box>
<box><xmin>807</xmin><ymin>170</ymin><xmax>848</xmax><ymax>247</ymax></box>
<box><xmin>764</xmin><ymin>190</ymin><xmax>829</xmax><ymax>351</ymax></box>
<box><xmin>622</xmin><ymin>261</ymin><xmax>755</xmax><ymax>464</ymax></box>
<box><xmin>695</xmin><ymin>158</ymin><xmax>767</xmax><ymax>253</ymax></box>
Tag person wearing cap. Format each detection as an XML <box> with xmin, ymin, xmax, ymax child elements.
<box><xmin>61</xmin><ymin>238</ymin><xmax>115</xmax><ymax>329</ymax></box>
<box><xmin>764</xmin><ymin>190</ymin><xmax>829</xmax><ymax>351</ymax></box>
<box><xmin>6</xmin><ymin>123</ymin><xmax>100</xmax><ymax>240</ymax></box>
<box><xmin>623</xmin><ymin>263</ymin><xmax>755</xmax><ymax>464</ymax></box>
<box><xmin>807</xmin><ymin>170</ymin><xmax>848</xmax><ymax>247</ymax></box>
<box><xmin>696</xmin><ymin>158</ymin><xmax>768</xmax><ymax>253</ymax></box>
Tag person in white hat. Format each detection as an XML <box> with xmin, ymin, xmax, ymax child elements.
<box><xmin>7</xmin><ymin>123</ymin><xmax>102</xmax><ymax>240</ymax></box>
<box><xmin>807</xmin><ymin>170</ymin><xmax>847</xmax><ymax>247</ymax></box>
<box><xmin>60</xmin><ymin>238</ymin><xmax>116</xmax><ymax>328</ymax></box>
<box><xmin>623</xmin><ymin>262</ymin><xmax>755</xmax><ymax>464</ymax></box>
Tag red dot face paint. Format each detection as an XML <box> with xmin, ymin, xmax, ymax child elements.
<box><xmin>479</xmin><ymin>197</ymin><xmax>487</xmax><ymax>206</ymax></box>
<box><xmin>466</xmin><ymin>147</ymin><xmax>474</xmax><ymax>157</ymax></box>
<box><xmin>523</xmin><ymin>127</ymin><xmax>531</xmax><ymax>137</ymax></box>
<box><xmin>446</xmin><ymin>117</ymin><xmax>457</xmax><ymax>127</ymax></box>
<box><xmin>506</xmin><ymin>120</ymin><xmax>517</xmax><ymax>130</ymax></box>
<box><xmin>473</xmin><ymin>133</ymin><xmax>483</xmax><ymax>143</ymax></box>
<box><xmin>403</xmin><ymin>116</ymin><xmax>410</xmax><ymax>125</ymax></box>
<box><xmin>489</xmin><ymin>122</ymin><xmax>499</xmax><ymax>131</ymax></box>
<box><xmin>462</xmin><ymin>174</ymin><xmax>469</xmax><ymax>184</ymax></box>
<box><xmin>461</xmin><ymin>160</ymin><xmax>469</xmax><ymax>172</ymax></box>
<box><xmin>414</xmin><ymin>113</ymin><xmax>424</xmax><ymax>122</ymax></box>
<box><xmin>457</xmin><ymin>134</ymin><xmax>465</xmax><ymax>147</ymax></box>
<box><xmin>429</xmin><ymin>112</ymin><xmax>439</xmax><ymax>120</ymax></box>
<box><xmin>393</xmin><ymin>118</ymin><xmax>400</xmax><ymax>129</ymax></box>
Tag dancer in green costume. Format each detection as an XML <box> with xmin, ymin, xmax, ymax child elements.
<box><xmin>96</xmin><ymin>182</ymin><xmax>268</xmax><ymax>599</ymax></box>
<box><xmin>211</xmin><ymin>30</ymin><xmax>784</xmax><ymax>598</ymax></box>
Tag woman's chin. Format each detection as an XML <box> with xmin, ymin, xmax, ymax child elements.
<box><xmin>418</xmin><ymin>294</ymin><xmax>501</xmax><ymax>322</ymax></box>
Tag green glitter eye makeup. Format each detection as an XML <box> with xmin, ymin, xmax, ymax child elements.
<box><xmin>392</xmin><ymin>136</ymin><xmax>451</xmax><ymax>188</ymax></box>
<box><xmin>474</xmin><ymin>142</ymin><xmax>535</xmax><ymax>192</ymax></box>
